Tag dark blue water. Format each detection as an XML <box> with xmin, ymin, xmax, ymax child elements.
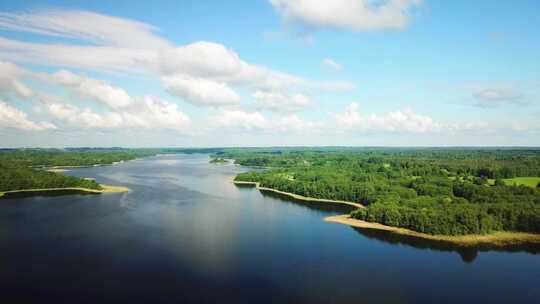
<box><xmin>1</xmin><ymin>154</ymin><xmax>539</xmax><ymax>303</ymax></box>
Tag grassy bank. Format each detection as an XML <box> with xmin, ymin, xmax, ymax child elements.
<box><xmin>325</xmin><ymin>214</ymin><xmax>540</xmax><ymax>247</ymax></box>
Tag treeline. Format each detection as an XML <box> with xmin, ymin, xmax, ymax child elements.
<box><xmin>0</xmin><ymin>148</ymin><xmax>162</xmax><ymax>193</ymax></box>
<box><xmin>0</xmin><ymin>149</ymin><xmax>158</xmax><ymax>167</ymax></box>
<box><xmin>0</xmin><ymin>164</ymin><xmax>101</xmax><ymax>192</ymax></box>
<box><xmin>231</xmin><ymin>148</ymin><xmax>540</xmax><ymax>235</ymax></box>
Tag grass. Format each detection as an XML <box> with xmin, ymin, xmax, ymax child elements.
<box><xmin>487</xmin><ymin>177</ymin><xmax>540</xmax><ymax>187</ymax></box>
<box><xmin>503</xmin><ymin>177</ymin><xmax>540</xmax><ymax>187</ymax></box>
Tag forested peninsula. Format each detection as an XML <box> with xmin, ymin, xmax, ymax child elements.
<box><xmin>0</xmin><ymin>148</ymin><xmax>158</xmax><ymax>198</ymax></box>
<box><xmin>222</xmin><ymin>147</ymin><xmax>540</xmax><ymax>242</ymax></box>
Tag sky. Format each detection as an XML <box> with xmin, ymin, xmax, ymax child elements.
<box><xmin>0</xmin><ymin>0</ymin><xmax>539</xmax><ymax>147</ymax></box>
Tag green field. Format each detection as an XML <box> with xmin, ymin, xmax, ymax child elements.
<box><xmin>503</xmin><ymin>177</ymin><xmax>540</xmax><ymax>187</ymax></box>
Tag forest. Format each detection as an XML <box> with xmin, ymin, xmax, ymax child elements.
<box><xmin>227</xmin><ymin>148</ymin><xmax>540</xmax><ymax>236</ymax></box>
<box><xmin>0</xmin><ymin>148</ymin><xmax>162</xmax><ymax>192</ymax></box>
<box><xmin>0</xmin><ymin>147</ymin><xmax>226</xmax><ymax>193</ymax></box>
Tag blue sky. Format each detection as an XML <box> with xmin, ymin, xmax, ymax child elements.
<box><xmin>0</xmin><ymin>0</ymin><xmax>539</xmax><ymax>147</ymax></box>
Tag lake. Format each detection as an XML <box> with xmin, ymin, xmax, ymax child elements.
<box><xmin>1</xmin><ymin>154</ymin><xmax>539</xmax><ymax>303</ymax></box>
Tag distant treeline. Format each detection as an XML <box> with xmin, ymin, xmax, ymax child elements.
<box><xmin>0</xmin><ymin>147</ymin><xmax>233</xmax><ymax>193</ymax></box>
<box><xmin>0</xmin><ymin>165</ymin><xmax>102</xmax><ymax>192</ymax></box>
<box><xmin>0</xmin><ymin>148</ymin><xmax>160</xmax><ymax>193</ymax></box>
<box><xmin>229</xmin><ymin>148</ymin><xmax>540</xmax><ymax>235</ymax></box>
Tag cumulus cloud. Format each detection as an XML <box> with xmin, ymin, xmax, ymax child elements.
<box><xmin>51</xmin><ymin>70</ymin><xmax>132</xmax><ymax>109</ymax></box>
<box><xmin>335</xmin><ymin>102</ymin><xmax>440</xmax><ymax>133</ymax></box>
<box><xmin>322</xmin><ymin>58</ymin><xmax>343</xmax><ymax>71</ymax></box>
<box><xmin>472</xmin><ymin>88</ymin><xmax>526</xmax><ymax>108</ymax></box>
<box><xmin>273</xmin><ymin>114</ymin><xmax>322</xmax><ymax>132</ymax></box>
<box><xmin>0</xmin><ymin>100</ymin><xmax>55</xmax><ymax>130</ymax></box>
<box><xmin>270</xmin><ymin>0</ymin><xmax>422</xmax><ymax>31</ymax></box>
<box><xmin>252</xmin><ymin>90</ymin><xmax>312</xmax><ymax>112</ymax></box>
<box><xmin>46</xmin><ymin>102</ymin><xmax>123</xmax><ymax>129</ymax></box>
<box><xmin>123</xmin><ymin>96</ymin><xmax>192</xmax><ymax>131</ymax></box>
<box><xmin>162</xmin><ymin>74</ymin><xmax>241</xmax><ymax>107</ymax></box>
<box><xmin>42</xmin><ymin>95</ymin><xmax>190</xmax><ymax>132</ymax></box>
<box><xmin>0</xmin><ymin>61</ymin><xmax>33</xmax><ymax>97</ymax></box>
<box><xmin>212</xmin><ymin>109</ymin><xmax>319</xmax><ymax>133</ymax></box>
<box><xmin>0</xmin><ymin>11</ymin><xmax>352</xmax><ymax>108</ymax></box>
<box><xmin>213</xmin><ymin>110</ymin><xmax>268</xmax><ymax>131</ymax></box>
<box><xmin>157</xmin><ymin>42</ymin><xmax>307</xmax><ymax>105</ymax></box>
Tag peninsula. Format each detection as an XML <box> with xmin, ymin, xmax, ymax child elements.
<box><xmin>226</xmin><ymin>147</ymin><xmax>540</xmax><ymax>246</ymax></box>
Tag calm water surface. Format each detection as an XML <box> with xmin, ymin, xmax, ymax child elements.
<box><xmin>1</xmin><ymin>154</ymin><xmax>539</xmax><ymax>303</ymax></box>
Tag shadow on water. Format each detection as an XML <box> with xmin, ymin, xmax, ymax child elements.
<box><xmin>351</xmin><ymin>226</ymin><xmax>540</xmax><ymax>263</ymax></box>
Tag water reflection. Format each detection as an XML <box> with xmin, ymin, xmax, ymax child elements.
<box><xmin>351</xmin><ymin>226</ymin><xmax>540</xmax><ymax>263</ymax></box>
<box><xmin>1</xmin><ymin>154</ymin><xmax>539</xmax><ymax>303</ymax></box>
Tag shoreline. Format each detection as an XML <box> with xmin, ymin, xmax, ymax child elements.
<box><xmin>35</xmin><ymin>158</ymin><xmax>137</xmax><ymax>171</ymax></box>
<box><xmin>232</xmin><ymin>180</ymin><xmax>540</xmax><ymax>247</ymax></box>
<box><xmin>325</xmin><ymin>214</ymin><xmax>540</xmax><ymax>247</ymax></box>
<box><xmin>0</xmin><ymin>184</ymin><xmax>130</xmax><ymax>198</ymax></box>
<box><xmin>233</xmin><ymin>180</ymin><xmax>364</xmax><ymax>209</ymax></box>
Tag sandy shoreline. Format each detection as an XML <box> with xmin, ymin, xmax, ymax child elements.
<box><xmin>0</xmin><ymin>184</ymin><xmax>130</xmax><ymax>198</ymax></box>
<box><xmin>233</xmin><ymin>180</ymin><xmax>364</xmax><ymax>209</ymax></box>
<box><xmin>325</xmin><ymin>214</ymin><xmax>540</xmax><ymax>247</ymax></box>
<box><xmin>232</xmin><ymin>180</ymin><xmax>540</xmax><ymax>247</ymax></box>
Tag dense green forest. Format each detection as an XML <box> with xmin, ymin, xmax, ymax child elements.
<box><xmin>0</xmin><ymin>148</ymin><xmax>162</xmax><ymax>193</ymax></box>
<box><xmin>0</xmin><ymin>147</ymin><xmax>227</xmax><ymax>193</ymax></box>
<box><xmin>0</xmin><ymin>147</ymin><xmax>229</xmax><ymax>193</ymax></box>
<box><xmin>228</xmin><ymin>148</ymin><xmax>540</xmax><ymax>236</ymax></box>
<box><xmin>0</xmin><ymin>164</ymin><xmax>102</xmax><ymax>192</ymax></box>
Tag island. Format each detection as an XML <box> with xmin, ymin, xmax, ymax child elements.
<box><xmin>210</xmin><ymin>157</ymin><xmax>229</xmax><ymax>164</ymax></box>
<box><xmin>223</xmin><ymin>147</ymin><xmax>540</xmax><ymax>246</ymax></box>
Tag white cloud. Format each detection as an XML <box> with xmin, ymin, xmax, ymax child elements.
<box><xmin>252</xmin><ymin>90</ymin><xmax>312</xmax><ymax>112</ymax></box>
<box><xmin>335</xmin><ymin>102</ymin><xmax>440</xmax><ymax>133</ymax></box>
<box><xmin>0</xmin><ymin>11</ymin><xmax>353</xmax><ymax>108</ymax></box>
<box><xmin>157</xmin><ymin>41</ymin><xmax>308</xmax><ymax>104</ymax></box>
<box><xmin>0</xmin><ymin>61</ymin><xmax>33</xmax><ymax>97</ymax></box>
<box><xmin>212</xmin><ymin>109</ymin><xmax>319</xmax><ymax>133</ymax></box>
<box><xmin>270</xmin><ymin>0</ymin><xmax>422</xmax><ymax>31</ymax></box>
<box><xmin>0</xmin><ymin>37</ymin><xmax>156</xmax><ymax>73</ymax></box>
<box><xmin>322</xmin><ymin>58</ymin><xmax>343</xmax><ymax>71</ymax></box>
<box><xmin>162</xmin><ymin>74</ymin><xmax>241</xmax><ymax>107</ymax></box>
<box><xmin>274</xmin><ymin>114</ymin><xmax>322</xmax><ymax>132</ymax></box>
<box><xmin>43</xmin><ymin>95</ymin><xmax>191</xmax><ymax>132</ymax></box>
<box><xmin>46</xmin><ymin>102</ymin><xmax>123</xmax><ymax>129</ymax></box>
<box><xmin>471</xmin><ymin>88</ymin><xmax>525</xmax><ymax>107</ymax></box>
<box><xmin>0</xmin><ymin>100</ymin><xmax>56</xmax><ymax>130</ymax></box>
<box><xmin>213</xmin><ymin>110</ymin><xmax>268</xmax><ymax>131</ymax></box>
<box><xmin>0</xmin><ymin>9</ymin><xmax>171</xmax><ymax>49</ymax></box>
<box><xmin>123</xmin><ymin>96</ymin><xmax>191</xmax><ymax>131</ymax></box>
<box><xmin>51</xmin><ymin>70</ymin><xmax>132</xmax><ymax>109</ymax></box>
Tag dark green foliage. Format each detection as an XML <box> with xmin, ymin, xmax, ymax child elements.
<box><xmin>0</xmin><ymin>164</ymin><xmax>102</xmax><ymax>192</ymax></box>
<box><xmin>0</xmin><ymin>148</ymin><xmax>162</xmax><ymax>193</ymax></box>
<box><xmin>230</xmin><ymin>148</ymin><xmax>540</xmax><ymax>235</ymax></box>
